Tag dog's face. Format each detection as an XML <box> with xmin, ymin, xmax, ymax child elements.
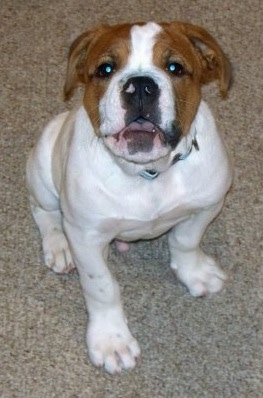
<box><xmin>64</xmin><ymin>22</ymin><xmax>231</xmax><ymax>164</ymax></box>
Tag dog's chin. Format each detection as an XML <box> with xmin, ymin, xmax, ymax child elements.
<box><xmin>103</xmin><ymin>120</ymin><xmax>172</xmax><ymax>164</ymax></box>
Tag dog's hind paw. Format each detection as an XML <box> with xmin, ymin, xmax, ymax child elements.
<box><xmin>176</xmin><ymin>254</ymin><xmax>227</xmax><ymax>297</ymax></box>
<box><xmin>42</xmin><ymin>231</ymin><xmax>75</xmax><ymax>274</ymax></box>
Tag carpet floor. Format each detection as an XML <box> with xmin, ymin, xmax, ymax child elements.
<box><xmin>1</xmin><ymin>0</ymin><xmax>262</xmax><ymax>397</ymax></box>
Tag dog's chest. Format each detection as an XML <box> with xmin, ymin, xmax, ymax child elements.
<box><xmin>116</xmin><ymin>205</ymin><xmax>191</xmax><ymax>240</ymax></box>
<box><xmin>88</xmin><ymin>174</ymin><xmax>194</xmax><ymax>240</ymax></box>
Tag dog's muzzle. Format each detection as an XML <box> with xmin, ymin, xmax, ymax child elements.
<box><xmin>122</xmin><ymin>76</ymin><xmax>161</xmax><ymax>124</ymax></box>
<box><xmin>103</xmin><ymin>75</ymin><xmax>182</xmax><ymax>163</ymax></box>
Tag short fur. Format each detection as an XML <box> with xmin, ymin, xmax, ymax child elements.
<box><xmin>26</xmin><ymin>21</ymin><xmax>233</xmax><ymax>374</ymax></box>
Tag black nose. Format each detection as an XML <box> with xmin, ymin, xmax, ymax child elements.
<box><xmin>122</xmin><ymin>76</ymin><xmax>160</xmax><ymax>114</ymax></box>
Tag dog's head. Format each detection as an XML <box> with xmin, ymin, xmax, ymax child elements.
<box><xmin>64</xmin><ymin>22</ymin><xmax>231</xmax><ymax>165</ymax></box>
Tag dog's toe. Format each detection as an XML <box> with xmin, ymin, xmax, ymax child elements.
<box><xmin>87</xmin><ymin>319</ymin><xmax>140</xmax><ymax>374</ymax></box>
<box><xmin>176</xmin><ymin>255</ymin><xmax>227</xmax><ymax>297</ymax></box>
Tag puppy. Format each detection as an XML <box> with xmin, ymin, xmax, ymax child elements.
<box><xmin>26</xmin><ymin>21</ymin><xmax>233</xmax><ymax>374</ymax></box>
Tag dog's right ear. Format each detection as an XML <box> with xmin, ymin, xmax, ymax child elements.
<box><xmin>64</xmin><ymin>27</ymin><xmax>105</xmax><ymax>101</ymax></box>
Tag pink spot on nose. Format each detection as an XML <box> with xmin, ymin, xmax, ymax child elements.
<box><xmin>125</xmin><ymin>83</ymin><xmax>135</xmax><ymax>94</ymax></box>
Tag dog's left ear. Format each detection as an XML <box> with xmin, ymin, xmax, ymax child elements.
<box><xmin>64</xmin><ymin>26</ymin><xmax>106</xmax><ymax>101</ymax></box>
<box><xmin>178</xmin><ymin>23</ymin><xmax>232</xmax><ymax>98</ymax></box>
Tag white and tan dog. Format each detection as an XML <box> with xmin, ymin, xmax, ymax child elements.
<box><xmin>26</xmin><ymin>21</ymin><xmax>233</xmax><ymax>374</ymax></box>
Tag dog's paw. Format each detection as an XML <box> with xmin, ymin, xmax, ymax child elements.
<box><xmin>42</xmin><ymin>231</ymin><xmax>75</xmax><ymax>274</ymax></box>
<box><xmin>87</xmin><ymin>318</ymin><xmax>140</xmax><ymax>374</ymax></box>
<box><xmin>176</xmin><ymin>254</ymin><xmax>227</xmax><ymax>297</ymax></box>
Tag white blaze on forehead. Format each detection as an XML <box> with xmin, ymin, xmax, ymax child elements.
<box><xmin>128</xmin><ymin>22</ymin><xmax>162</xmax><ymax>69</ymax></box>
<box><xmin>99</xmin><ymin>22</ymin><xmax>175</xmax><ymax>137</ymax></box>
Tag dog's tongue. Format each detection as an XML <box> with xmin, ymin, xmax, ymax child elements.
<box><xmin>127</xmin><ymin>120</ymin><xmax>156</xmax><ymax>133</ymax></box>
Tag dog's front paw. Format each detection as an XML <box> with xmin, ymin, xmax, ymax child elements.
<box><xmin>175</xmin><ymin>254</ymin><xmax>227</xmax><ymax>297</ymax></box>
<box><xmin>42</xmin><ymin>231</ymin><xmax>75</xmax><ymax>274</ymax></box>
<box><xmin>87</xmin><ymin>317</ymin><xmax>140</xmax><ymax>374</ymax></box>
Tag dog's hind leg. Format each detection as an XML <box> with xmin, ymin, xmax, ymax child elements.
<box><xmin>29</xmin><ymin>195</ymin><xmax>75</xmax><ymax>274</ymax></box>
<box><xmin>168</xmin><ymin>202</ymin><xmax>227</xmax><ymax>297</ymax></box>
<box><xmin>26</xmin><ymin>116</ymin><xmax>75</xmax><ymax>274</ymax></box>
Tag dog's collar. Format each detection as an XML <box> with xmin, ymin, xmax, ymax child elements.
<box><xmin>140</xmin><ymin>169</ymin><xmax>160</xmax><ymax>180</ymax></box>
<box><xmin>140</xmin><ymin>131</ymin><xmax>199</xmax><ymax>180</ymax></box>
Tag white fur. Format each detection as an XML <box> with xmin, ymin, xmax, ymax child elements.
<box><xmin>100</xmin><ymin>23</ymin><xmax>175</xmax><ymax>136</ymax></box>
<box><xmin>128</xmin><ymin>23</ymin><xmax>162</xmax><ymax>69</ymax></box>
<box><xmin>26</xmin><ymin>23</ymin><xmax>233</xmax><ymax>374</ymax></box>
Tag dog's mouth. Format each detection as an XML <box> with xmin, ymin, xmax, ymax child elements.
<box><xmin>104</xmin><ymin>117</ymin><xmax>169</xmax><ymax>162</ymax></box>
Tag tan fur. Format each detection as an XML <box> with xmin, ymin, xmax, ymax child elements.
<box><xmin>64</xmin><ymin>22</ymin><xmax>231</xmax><ymax>138</ymax></box>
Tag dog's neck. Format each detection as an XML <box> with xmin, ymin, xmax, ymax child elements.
<box><xmin>140</xmin><ymin>129</ymin><xmax>199</xmax><ymax>180</ymax></box>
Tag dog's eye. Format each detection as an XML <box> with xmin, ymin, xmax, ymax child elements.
<box><xmin>96</xmin><ymin>63</ymin><xmax>115</xmax><ymax>78</ymax></box>
<box><xmin>167</xmin><ymin>62</ymin><xmax>185</xmax><ymax>77</ymax></box>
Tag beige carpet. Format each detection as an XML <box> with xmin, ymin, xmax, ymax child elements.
<box><xmin>1</xmin><ymin>0</ymin><xmax>262</xmax><ymax>397</ymax></box>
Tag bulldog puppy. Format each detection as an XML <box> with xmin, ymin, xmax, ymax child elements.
<box><xmin>26</xmin><ymin>22</ymin><xmax>233</xmax><ymax>374</ymax></box>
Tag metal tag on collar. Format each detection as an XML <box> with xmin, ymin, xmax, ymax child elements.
<box><xmin>140</xmin><ymin>169</ymin><xmax>159</xmax><ymax>180</ymax></box>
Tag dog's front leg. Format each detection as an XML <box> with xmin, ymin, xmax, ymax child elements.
<box><xmin>64</xmin><ymin>223</ymin><xmax>140</xmax><ymax>374</ymax></box>
<box><xmin>168</xmin><ymin>202</ymin><xmax>227</xmax><ymax>297</ymax></box>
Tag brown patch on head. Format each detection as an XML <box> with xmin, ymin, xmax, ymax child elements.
<box><xmin>152</xmin><ymin>27</ymin><xmax>201</xmax><ymax>134</ymax></box>
<box><xmin>64</xmin><ymin>21</ymin><xmax>231</xmax><ymax>137</ymax></box>
<box><xmin>64</xmin><ymin>24</ymin><xmax>134</xmax><ymax>133</ymax></box>
<box><xmin>152</xmin><ymin>21</ymin><xmax>232</xmax><ymax>133</ymax></box>
<box><xmin>176</xmin><ymin>22</ymin><xmax>232</xmax><ymax>97</ymax></box>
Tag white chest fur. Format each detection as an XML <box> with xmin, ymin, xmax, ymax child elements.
<box><xmin>61</xmin><ymin>103</ymin><xmax>231</xmax><ymax>243</ymax></box>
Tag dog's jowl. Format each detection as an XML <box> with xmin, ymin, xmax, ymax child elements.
<box><xmin>26</xmin><ymin>21</ymin><xmax>233</xmax><ymax>374</ymax></box>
